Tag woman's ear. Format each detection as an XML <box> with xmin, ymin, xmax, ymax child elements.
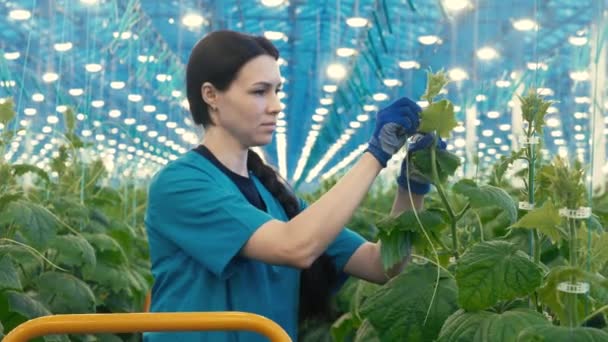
<box><xmin>201</xmin><ymin>82</ymin><xmax>218</xmax><ymax>111</ymax></box>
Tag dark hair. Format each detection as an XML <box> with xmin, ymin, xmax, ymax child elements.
<box><xmin>186</xmin><ymin>30</ymin><xmax>339</xmax><ymax>322</ymax></box>
<box><xmin>186</xmin><ymin>30</ymin><xmax>279</xmax><ymax>126</ymax></box>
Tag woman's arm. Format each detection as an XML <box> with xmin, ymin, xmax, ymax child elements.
<box><xmin>343</xmin><ymin>186</ymin><xmax>424</xmax><ymax>284</ymax></box>
<box><xmin>390</xmin><ymin>182</ymin><xmax>425</xmax><ymax>217</ymax></box>
<box><xmin>242</xmin><ymin>152</ymin><xmax>382</xmax><ymax>268</ymax></box>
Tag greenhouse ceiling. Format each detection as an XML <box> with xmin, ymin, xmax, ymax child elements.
<box><xmin>0</xmin><ymin>0</ymin><xmax>606</xmax><ymax>189</ymax></box>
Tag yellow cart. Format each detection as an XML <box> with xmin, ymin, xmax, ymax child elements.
<box><xmin>3</xmin><ymin>312</ymin><xmax>292</xmax><ymax>342</ymax></box>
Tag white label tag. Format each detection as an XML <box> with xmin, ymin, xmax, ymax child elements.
<box><xmin>519</xmin><ymin>201</ymin><xmax>535</xmax><ymax>210</ymax></box>
<box><xmin>519</xmin><ymin>136</ymin><xmax>540</xmax><ymax>145</ymax></box>
<box><xmin>558</xmin><ymin>207</ymin><xmax>591</xmax><ymax>219</ymax></box>
<box><xmin>557</xmin><ymin>282</ymin><xmax>589</xmax><ymax>294</ymax></box>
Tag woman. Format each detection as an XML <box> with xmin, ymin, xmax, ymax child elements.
<box><xmin>144</xmin><ymin>30</ymin><xmax>437</xmax><ymax>341</ymax></box>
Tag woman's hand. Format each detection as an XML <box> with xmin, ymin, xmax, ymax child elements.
<box><xmin>366</xmin><ymin>97</ymin><xmax>421</xmax><ymax>167</ymax></box>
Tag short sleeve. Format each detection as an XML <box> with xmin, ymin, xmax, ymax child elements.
<box><xmin>146</xmin><ymin>164</ymin><xmax>274</xmax><ymax>279</ymax></box>
<box><xmin>325</xmin><ymin>228</ymin><xmax>366</xmax><ymax>271</ymax></box>
<box><xmin>297</xmin><ymin>198</ymin><xmax>366</xmax><ymax>286</ymax></box>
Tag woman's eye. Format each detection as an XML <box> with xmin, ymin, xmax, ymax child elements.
<box><xmin>252</xmin><ymin>89</ymin><xmax>266</xmax><ymax>95</ymax></box>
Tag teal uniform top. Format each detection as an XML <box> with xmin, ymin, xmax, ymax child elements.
<box><xmin>143</xmin><ymin>150</ymin><xmax>366</xmax><ymax>341</ymax></box>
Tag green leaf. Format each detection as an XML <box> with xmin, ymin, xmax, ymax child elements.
<box><xmin>50</xmin><ymin>146</ymin><xmax>69</xmax><ymax>175</ymax></box>
<box><xmin>108</xmin><ymin>226</ymin><xmax>136</xmax><ymax>256</ymax></box>
<box><xmin>125</xmin><ymin>268</ymin><xmax>148</xmax><ymax>294</ymax></box>
<box><xmin>0</xmin><ymin>97</ymin><xmax>15</xmax><ymax>125</ymax></box>
<box><xmin>63</xmin><ymin>107</ymin><xmax>76</xmax><ymax>134</ymax></box>
<box><xmin>50</xmin><ymin>235</ymin><xmax>96</xmax><ymax>268</ymax></box>
<box><xmin>418</xmin><ymin>99</ymin><xmax>458</xmax><ymax>138</ymax></box>
<box><xmin>0</xmin><ymin>244</ymin><xmax>42</xmax><ymax>287</ymax></box>
<box><xmin>438</xmin><ymin>309</ymin><xmax>550</xmax><ymax>342</ymax></box>
<box><xmin>351</xmin><ymin>280</ymin><xmax>381</xmax><ymax>320</ymax></box>
<box><xmin>436</xmin><ymin>149</ymin><xmax>462</xmax><ymax>178</ymax></box>
<box><xmin>64</xmin><ymin>132</ymin><xmax>85</xmax><ymax>149</ymax></box>
<box><xmin>518</xmin><ymin>325</ymin><xmax>608</xmax><ymax>341</ymax></box>
<box><xmin>438</xmin><ymin>309</ymin><xmax>493</xmax><ymax>341</ymax></box>
<box><xmin>83</xmin><ymin>160</ymin><xmax>107</xmax><ymax>191</ymax></box>
<box><xmin>11</xmin><ymin>164</ymin><xmax>50</xmax><ymax>183</ymax></box>
<box><xmin>453</xmin><ymin>179</ymin><xmax>518</xmax><ymax>225</ymax></box>
<box><xmin>518</xmin><ymin>90</ymin><xmax>552</xmax><ymax>135</ymax></box>
<box><xmin>36</xmin><ymin>272</ymin><xmax>96</xmax><ymax>314</ymax></box>
<box><xmin>0</xmin><ymin>291</ymin><xmax>69</xmax><ymax>342</ymax></box>
<box><xmin>456</xmin><ymin>241</ymin><xmax>543</xmax><ymax>311</ymax></box>
<box><xmin>90</xmin><ymin>208</ymin><xmax>111</xmax><ymax>227</ymax></box>
<box><xmin>88</xmin><ymin>186</ymin><xmax>123</xmax><ymax>208</ymax></box>
<box><xmin>539</xmin><ymin>157</ymin><xmax>587</xmax><ymax>209</ymax></box>
<box><xmin>360</xmin><ymin>263</ymin><xmax>458</xmax><ymax>342</ymax></box>
<box><xmin>409</xmin><ymin>149</ymin><xmax>461</xmax><ymax>184</ymax></box>
<box><xmin>0</xmin><ymin>192</ymin><xmax>22</xmax><ymax>212</ymax></box>
<box><xmin>331</xmin><ymin>313</ymin><xmax>357</xmax><ymax>342</ymax></box>
<box><xmin>84</xmin><ymin>233</ymin><xmax>127</xmax><ymax>265</ymax></box>
<box><xmin>422</xmin><ymin>70</ymin><xmax>449</xmax><ymax>103</ymax></box>
<box><xmin>354</xmin><ymin>319</ymin><xmax>380</xmax><ymax>342</ymax></box>
<box><xmin>490</xmin><ymin>149</ymin><xmax>526</xmax><ymax>185</ymax></box>
<box><xmin>476</xmin><ymin>206</ymin><xmax>518</xmax><ymax>238</ymax></box>
<box><xmin>538</xmin><ymin>266</ymin><xmax>605</xmax><ymax>326</ymax></box>
<box><xmin>101</xmin><ymin>289</ymin><xmax>138</xmax><ymax>312</ymax></box>
<box><xmin>510</xmin><ymin>200</ymin><xmax>562</xmax><ymax>244</ymax></box>
<box><xmin>0</xmin><ymin>292</ymin><xmax>26</xmax><ymax>335</ymax></box>
<box><xmin>377</xmin><ymin>210</ymin><xmax>447</xmax><ymax>269</ymax></box>
<box><xmin>3</xmin><ymin>290</ymin><xmax>51</xmax><ymax>318</ymax></box>
<box><xmin>0</xmin><ymin>200</ymin><xmax>59</xmax><ymax>250</ymax></box>
<box><xmin>376</xmin><ymin>209</ymin><xmax>447</xmax><ymax>235</ymax></box>
<box><xmin>0</xmin><ymin>290</ymin><xmax>51</xmax><ymax>334</ymax></box>
<box><xmin>0</xmin><ymin>163</ymin><xmax>13</xmax><ymax>186</ymax></box>
<box><xmin>0</xmin><ymin>255</ymin><xmax>22</xmax><ymax>291</ymax></box>
<box><xmin>83</xmin><ymin>261</ymin><xmax>130</xmax><ymax>292</ymax></box>
<box><xmin>578</xmin><ymin>231</ymin><xmax>608</xmax><ymax>272</ymax></box>
<box><xmin>378</xmin><ymin>230</ymin><xmax>411</xmax><ymax>270</ymax></box>
<box><xmin>335</xmin><ymin>278</ymin><xmax>358</xmax><ymax>313</ymax></box>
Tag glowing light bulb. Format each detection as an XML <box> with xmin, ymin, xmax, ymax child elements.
<box><xmin>346</xmin><ymin>17</ymin><xmax>368</xmax><ymax>28</ymax></box>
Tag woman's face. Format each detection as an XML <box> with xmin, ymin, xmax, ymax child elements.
<box><xmin>214</xmin><ymin>54</ymin><xmax>282</xmax><ymax>147</ymax></box>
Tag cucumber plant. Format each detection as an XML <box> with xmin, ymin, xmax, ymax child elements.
<box><xmin>328</xmin><ymin>75</ymin><xmax>608</xmax><ymax>341</ymax></box>
<box><xmin>0</xmin><ymin>99</ymin><xmax>152</xmax><ymax>341</ymax></box>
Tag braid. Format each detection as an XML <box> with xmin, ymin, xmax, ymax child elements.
<box><xmin>247</xmin><ymin>150</ymin><xmax>339</xmax><ymax>322</ymax></box>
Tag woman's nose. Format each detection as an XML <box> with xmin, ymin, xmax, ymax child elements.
<box><xmin>267</xmin><ymin>92</ymin><xmax>282</xmax><ymax>115</ymax></box>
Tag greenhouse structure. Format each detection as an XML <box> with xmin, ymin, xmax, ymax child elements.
<box><xmin>1</xmin><ymin>0</ymin><xmax>608</xmax><ymax>341</ymax></box>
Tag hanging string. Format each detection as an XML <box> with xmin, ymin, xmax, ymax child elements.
<box><xmin>81</xmin><ymin>0</ymin><xmax>95</xmax><ymax>211</ymax></box>
<box><xmin>13</xmin><ymin>0</ymin><xmax>37</xmax><ymax>133</ymax></box>
<box><xmin>585</xmin><ymin>0</ymin><xmax>607</xmax><ymax>318</ymax></box>
<box><xmin>532</xmin><ymin>0</ymin><xmax>539</xmax><ymax>90</ymax></box>
<box><xmin>45</xmin><ymin>0</ymin><xmax>68</xmax><ymax>201</ymax></box>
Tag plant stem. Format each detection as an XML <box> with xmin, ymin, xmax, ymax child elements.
<box><xmin>455</xmin><ymin>203</ymin><xmax>471</xmax><ymax>222</ymax></box>
<box><xmin>528</xmin><ymin>142</ymin><xmax>537</xmax><ymax>259</ymax></box>
<box><xmin>526</xmin><ymin>132</ymin><xmax>542</xmax><ymax>311</ymax></box>
<box><xmin>430</xmin><ymin>145</ymin><xmax>458</xmax><ymax>259</ymax></box>
<box><xmin>568</xmin><ymin>217</ymin><xmax>578</xmax><ymax>327</ymax></box>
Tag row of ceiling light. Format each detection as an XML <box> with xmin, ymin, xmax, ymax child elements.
<box><xmin>3</xmin><ymin>0</ymin><xmax>599</xmax><ymax>182</ymax></box>
<box><xmin>293</xmin><ymin>1</ymin><xmax>595</xmax><ymax>182</ymax></box>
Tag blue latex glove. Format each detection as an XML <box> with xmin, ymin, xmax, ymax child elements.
<box><xmin>366</xmin><ymin>97</ymin><xmax>421</xmax><ymax>167</ymax></box>
<box><xmin>397</xmin><ymin>133</ymin><xmax>447</xmax><ymax>195</ymax></box>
